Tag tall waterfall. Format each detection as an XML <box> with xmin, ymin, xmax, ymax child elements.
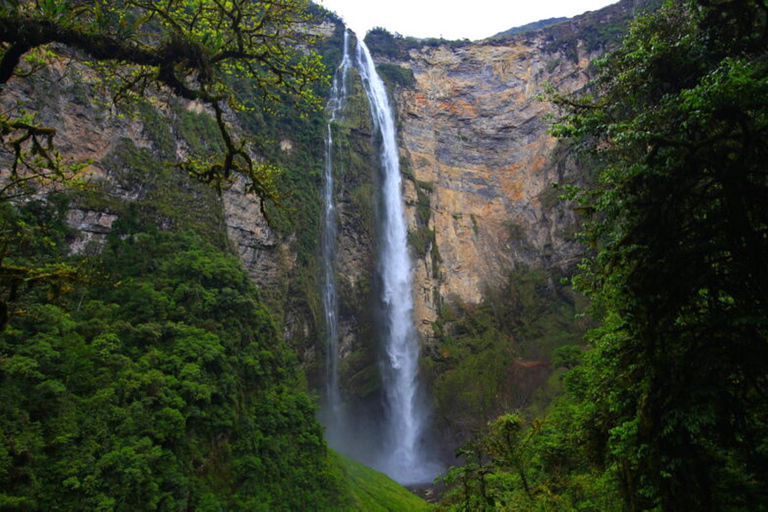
<box><xmin>320</xmin><ymin>31</ymin><xmax>439</xmax><ymax>485</ymax></box>
<box><xmin>356</xmin><ymin>39</ymin><xmax>437</xmax><ymax>484</ymax></box>
<box><xmin>320</xmin><ymin>29</ymin><xmax>352</xmax><ymax>447</ymax></box>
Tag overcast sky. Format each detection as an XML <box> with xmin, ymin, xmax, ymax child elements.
<box><xmin>318</xmin><ymin>0</ymin><xmax>619</xmax><ymax>41</ymax></box>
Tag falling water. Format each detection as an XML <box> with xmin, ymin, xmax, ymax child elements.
<box><xmin>321</xmin><ymin>29</ymin><xmax>352</xmax><ymax>445</ymax></box>
<box><xmin>356</xmin><ymin>39</ymin><xmax>438</xmax><ymax>484</ymax></box>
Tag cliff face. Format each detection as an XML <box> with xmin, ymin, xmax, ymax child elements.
<box><xmin>397</xmin><ymin>38</ymin><xmax>588</xmax><ymax>336</ymax></box>
<box><xmin>348</xmin><ymin>2</ymin><xmax>644</xmax><ymax>443</ymax></box>
<box><xmin>368</xmin><ymin>2</ymin><xmax>641</xmax><ymax>340</ymax></box>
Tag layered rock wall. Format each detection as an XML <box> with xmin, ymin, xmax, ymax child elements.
<box><xmin>386</xmin><ymin>31</ymin><xmax>595</xmax><ymax>338</ymax></box>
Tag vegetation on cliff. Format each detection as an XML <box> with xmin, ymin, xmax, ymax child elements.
<box><xmin>0</xmin><ymin>0</ymin><xmax>327</xmax><ymax>204</ymax></box>
<box><xmin>439</xmin><ymin>0</ymin><xmax>768</xmax><ymax>509</ymax></box>
<box><xmin>365</xmin><ymin>27</ymin><xmax>470</xmax><ymax>60</ymax></box>
<box><xmin>0</xmin><ymin>2</ymin><xmax>394</xmax><ymax>509</ymax></box>
<box><xmin>0</xmin><ymin>0</ymin><xmax>335</xmax><ymax>332</ymax></box>
<box><xmin>425</xmin><ymin>267</ymin><xmax>587</xmax><ymax>441</ymax></box>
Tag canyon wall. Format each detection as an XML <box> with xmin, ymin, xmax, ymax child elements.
<box><xmin>352</xmin><ymin>2</ymin><xmax>644</xmax><ymax>443</ymax></box>
<box><xmin>366</xmin><ymin>0</ymin><xmax>641</xmax><ymax>341</ymax></box>
<box><xmin>395</xmin><ymin>36</ymin><xmax>590</xmax><ymax>339</ymax></box>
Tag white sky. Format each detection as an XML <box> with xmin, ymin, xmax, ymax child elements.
<box><xmin>318</xmin><ymin>0</ymin><xmax>618</xmax><ymax>41</ymax></box>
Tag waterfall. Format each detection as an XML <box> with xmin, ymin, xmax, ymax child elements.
<box><xmin>320</xmin><ymin>30</ymin><xmax>439</xmax><ymax>485</ymax></box>
<box><xmin>355</xmin><ymin>39</ymin><xmax>438</xmax><ymax>485</ymax></box>
<box><xmin>320</xmin><ymin>29</ymin><xmax>352</xmax><ymax>448</ymax></box>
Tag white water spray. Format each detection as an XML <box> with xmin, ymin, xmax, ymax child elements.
<box><xmin>356</xmin><ymin>39</ymin><xmax>438</xmax><ymax>484</ymax></box>
<box><xmin>320</xmin><ymin>29</ymin><xmax>352</xmax><ymax>445</ymax></box>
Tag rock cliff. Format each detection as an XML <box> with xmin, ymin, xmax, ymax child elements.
<box><xmin>1</xmin><ymin>19</ymin><xmax>339</xmax><ymax>338</ymax></box>
<box><xmin>366</xmin><ymin>0</ymin><xmax>641</xmax><ymax>341</ymax></box>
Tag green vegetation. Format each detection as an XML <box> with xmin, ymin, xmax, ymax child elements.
<box><xmin>365</xmin><ymin>27</ymin><xmax>469</xmax><ymax>60</ymax></box>
<box><xmin>0</xmin><ymin>207</ymin><xmax>345</xmax><ymax>508</ymax></box>
<box><xmin>492</xmin><ymin>17</ymin><xmax>568</xmax><ymax>39</ymax></box>
<box><xmin>406</xmin><ymin>176</ymin><xmax>436</xmax><ymax>260</ymax></box>
<box><xmin>336</xmin><ymin>453</ymin><xmax>433</xmax><ymax>511</ymax></box>
<box><xmin>376</xmin><ymin>63</ymin><xmax>416</xmax><ymax>89</ymax></box>
<box><xmin>540</xmin><ymin>0</ymin><xmax>662</xmax><ymax>62</ymax></box>
<box><xmin>365</xmin><ymin>28</ymin><xmax>413</xmax><ymax>60</ymax></box>
<box><xmin>407</xmin><ymin>227</ymin><xmax>435</xmax><ymax>260</ymax></box>
<box><xmin>72</xmin><ymin>135</ymin><xmax>228</xmax><ymax>250</ymax></box>
<box><xmin>173</xmin><ymin>108</ymin><xmax>226</xmax><ymax>160</ymax></box>
<box><xmin>0</xmin><ymin>195</ymin><xmax>82</xmax><ymax>330</ymax></box>
<box><xmin>426</xmin><ymin>267</ymin><xmax>586</xmax><ymax>436</ymax></box>
<box><xmin>553</xmin><ymin>1</ymin><xmax>768</xmax><ymax>508</ymax></box>
<box><xmin>439</xmin><ymin>1</ymin><xmax>768</xmax><ymax>510</ymax></box>
<box><xmin>324</xmin><ymin>69</ymin><xmax>381</xmax><ymax>398</ymax></box>
<box><xmin>438</xmin><ymin>407</ymin><xmax>622</xmax><ymax>511</ymax></box>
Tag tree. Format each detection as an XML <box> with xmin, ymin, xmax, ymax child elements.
<box><xmin>0</xmin><ymin>0</ymin><xmax>327</xmax><ymax>201</ymax></box>
<box><xmin>0</xmin><ymin>229</ymin><xmax>346</xmax><ymax>508</ymax></box>
<box><xmin>552</xmin><ymin>0</ymin><xmax>768</xmax><ymax>509</ymax></box>
<box><xmin>0</xmin><ymin>0</ymin><xmax>329</xmax><ymax>329</ymax></box>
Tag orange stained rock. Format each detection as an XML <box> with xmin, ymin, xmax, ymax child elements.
<box><xmin>448</xmin><ymin>99</ymin><xmax>477</xmax><ymax>118</ymax></box>
<box><xmin>528</xmin><ymin>153</ymin><xmax>549</xmax><ymax>174</ymax></box>
<box><xmin>411</xmin><ymin>92</ymin><xmax>429</xmax><ymax>110</ymax></box>
<box><xmin>500</xmin><ymin>174</ymin><xmax>525</xmax><ymax>202</ymax></box>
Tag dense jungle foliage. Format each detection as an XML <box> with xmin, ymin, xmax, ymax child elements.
<box><xmin>0</xmin><ymin>189</ymin><xmax>428</xmax><ymax>510</ymax></box>
<box><xmin>439</xmin><ymin>0</ymin><xmax>768</xmax><ymax>510</ymax></box>
<box><xmin>0</xmin><ymin>199</ymin><xmax>347</xmax><ymax>509</ymax></box>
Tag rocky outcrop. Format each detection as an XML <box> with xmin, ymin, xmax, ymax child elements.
<box><xmin>66</xmin><ymin>209</ymin><xmax>119</xmax><ymax>254</ymax></box>
<box><xmin>222</xmin><ymin>176</ymin><xmax>293</xmax><ymax>309</ymax></box>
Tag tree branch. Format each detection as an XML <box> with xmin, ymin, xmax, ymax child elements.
<box><xmin>0</xmin><ymin>42</ymin><xmax>32</xmax><ymax>84</ymax></box>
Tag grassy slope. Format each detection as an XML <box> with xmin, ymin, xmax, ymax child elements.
<box><xmin>333</xmin><ymin>453</ymin><xmax>433</xmax><ymax>511</ymax></box>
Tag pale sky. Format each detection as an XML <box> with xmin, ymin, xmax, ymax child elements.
<box><xmin>318</xmin><ymin>0</ymin><xmax>618</xmax><ymax>41</ymax></box>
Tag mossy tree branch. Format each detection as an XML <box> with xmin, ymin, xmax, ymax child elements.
<box><xmin>0</xmin><ymin>0</ymin><xmax>328</xmax><ymax>204</ymax></box>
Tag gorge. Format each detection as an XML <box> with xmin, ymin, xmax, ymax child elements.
<box><xmin>310</xmin><ymin>1</ymin><xmax>642</xmax><ymax>466</ymax></box>
<box><xmin>0</xmin><ymin>0</ymin><xmax>687</xmax><ymax>508</ymax></box>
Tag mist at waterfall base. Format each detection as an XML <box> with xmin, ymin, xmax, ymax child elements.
<box><xmin>318</xmin><ymin>31</ymin><xmax>443</xmax><ymax>485</ymax></box>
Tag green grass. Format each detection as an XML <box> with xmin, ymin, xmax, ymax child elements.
<box><xmin>334</xmin><ymin>453</ymin><xmax>434</xmax><ymax>511</ymax></box>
